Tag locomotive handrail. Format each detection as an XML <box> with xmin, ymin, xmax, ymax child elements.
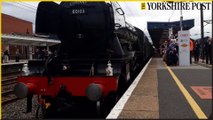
<box><xmin>115</xmin><ymin>8</ymin><xmax>124</xmax><ymax>15</ymax></box>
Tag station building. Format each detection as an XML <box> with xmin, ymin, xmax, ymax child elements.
<box><xmin>2</xmin><ymin>13</ymin><xmax>33</xmax><ymax>59</ymax></box>
<box><xmin>1</xmin><ymin>13</ymin><xmax>60</xmax><ymax>60</ymax></box>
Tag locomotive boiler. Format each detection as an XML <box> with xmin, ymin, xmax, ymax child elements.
<box><xmin>14</xmin><ymin>1</ymin><xmax>153</xmax><ymax>118</ymax></box>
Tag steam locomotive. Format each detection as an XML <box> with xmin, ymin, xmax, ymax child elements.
<box><xmin>14</xmin><ymin>1</ymin><xmax>153</xmax><ymax>118</ymax></box>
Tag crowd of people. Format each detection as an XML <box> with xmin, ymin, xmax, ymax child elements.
<box><xmin>160</xmin><ymin>37</ymin><xmax>212</xmax><ymax>66</ymax></box>
<box><xmin>2</xmin><ymin>48</ymin><xmax>54</xmax><ymax>63</ymax></box>
<box><xmin>160</xmin><ymin>39</ymin><xmax>179</xmax><ymax>66</ymax></box>
<box><xmin>190</xmin><ymin>37</ymin><xmax>212</xmax><ymax>65</ymax></box>
<box><xmin>33</xmin><ymin>48</ymin><xmax>53</xmax><ymax>60</ymax></box>
<box><xmin>205</xmin><ymin>38</ymin><xmax>212</xmax><ymax>65</ymax></box>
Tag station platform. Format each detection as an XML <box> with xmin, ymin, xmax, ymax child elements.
<box><xmin>2</xmin><ymin>60</ymin><xmax>28</xmax><ymax>66</ymax></box>
<box><xmin>2</xmin><ymin>60</ymin><xmax>28</xmax><ymax>75</ymax></box>
<box><xmin>107</xmin><ymin>57</ymin><xmax>212</xmax><ymax>119</ymax></box>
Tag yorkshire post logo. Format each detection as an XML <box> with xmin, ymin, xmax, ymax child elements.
<box><xmin>141</xmin><ymin>2</ymin><xmax>211</xmax><ymax>10</ymax></box>
<box><xmin>141</xmin><ymin>3</ymin><xmax>146</xmax><ymax>10</ymax></box>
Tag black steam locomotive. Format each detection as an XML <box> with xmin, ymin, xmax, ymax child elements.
<box><xmin>14</xmin><ymin>2</ymin><xmax>153</xmax><ymax>118</ymax></box>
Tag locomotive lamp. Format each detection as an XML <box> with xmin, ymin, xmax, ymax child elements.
<box><xmin>62</xmin><ymin>65</ymin><xmax>68</xmax><ymax>70</ymax></box>
<box><xmin>22</xmin><ymin>63</ymin><xmax>30</xmax><ymax>76</ymax></box>
<box><xmin>106</xmin><ymin>61</ymin><xmax>113</xmax><ymax>76</ymax></box>
<box><xmin>90</xmin><ymin>64</ymin><xmax>94</xmax><ymax>76</ymax></box>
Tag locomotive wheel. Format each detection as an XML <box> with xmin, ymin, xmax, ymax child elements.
<box><xmin>96</xmin><ymin>100</ymin><xmax>108</xmax><ymax>117</ymax></box>
<box><xmin>96</xmin><ymin>101</ymin><xmax>101</xmax><ymax>117</ymax></box>
<box><xmin>36</xmin><ymin>105</ymin><xmax>45</xmax><ymax>119</ymax></box>
<box><xmin>102</xmin><ymin>92</ymin><xmax>117</xmax><ymax>116</ymax></box>
<box><xmin>36</xmin><ymin>104</ymin><xmax>57</xmax><ymax>118</ymax></box>
<box><xmin>96</xmin><ymin>92</ymin><xmax>117</xmax><ymax>117</ymax></box>
<box><xmin>128</xmin><ymin>60</ymin><xmax>137</xmax><ymax>86</ymax></box>
<box><xmin>117</xmin><ymin>74</ymin><xmax>127</xmax><ymax>99</ymax></box>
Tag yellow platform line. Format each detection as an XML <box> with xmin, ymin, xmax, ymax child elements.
<box><xmin>164</xmin><ymin>63</ymin><xmax>207</xmax><ymax>119</ymax></box>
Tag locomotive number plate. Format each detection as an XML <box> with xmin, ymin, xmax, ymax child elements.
<box><xmin>72</xmin><ymin>9</ymin><xmax>85</xmax><ymax>14</ymax></box>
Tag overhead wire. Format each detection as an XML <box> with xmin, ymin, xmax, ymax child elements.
<box><xmin>168</xmin><ymin>10</ymin><xmax>175</xmax><ymax>22</ymax></box>
<box><xmin>123</xmin><ymin>2</ymin><xmax>152</xmax><ymax>42</ymax></box>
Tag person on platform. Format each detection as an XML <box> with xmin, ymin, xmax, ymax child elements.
<box><xmin>190</xmin><ymin>39</ymin><xmax>194</xmax><ymax>64</ymax></box>
<box><xmin>160</xmin><ymin>41</ymin><xmax>168</xmax><ymax>61</ymax></box>
<box><xmin>166</xmin><ymin>39</ymin><xmax>178</xmax><ymax>66</ymax></box>
<box><xmin>15</xmin><ymin>49</ymin><xmax>20</xmax><ymax>62</ymax></box>
<box><xmin>205</xmin><ymin>38</ymin><xmax>212</xmax><ymax>64</ymax></box>
<box><xmin>34</xmin><ymin>48</ymin><xmax>40</xmax><ymax>59</ymax></box>
<box><xmin>41</xmin><ymin>48</ymin><xmax>47</xmax><ymax>60</ymax></box>
<box><xmin>193</xmin><ymin>40</ymin><xmax>200</xmax><ymax>63</ymax></box>
<box><xmin>3</xmin><ymin>49</ymin><xmax>10</xmax><ymax>63</ymax></box>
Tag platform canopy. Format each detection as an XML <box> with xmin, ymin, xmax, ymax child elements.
<box><xmin>148</xmin><ymin>19</ymin><xmax>194</xmax><ymax>49</ymax></box>
<box><xmin>2</xmin><ymin>34</ymin><xmax>61</xmax><ymax>46</ymax></box>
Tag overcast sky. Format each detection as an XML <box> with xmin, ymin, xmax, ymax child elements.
<box><xmin>2</xmin><ymin>1</ymin><xmax>212</xmax><ymax>43</ymax></box>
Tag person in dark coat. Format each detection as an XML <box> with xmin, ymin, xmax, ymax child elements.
<box><xmin>166</xmin><ymin>39</ymin><xmax>178</xmax><ymax>66</ymax></box>
<box><xmin>15</xmin><ymin>49</ymin><xmax>20</xmax><ymax>62</ymax></box>
<box><xmin>3</xmin><ymin>50</ymin><xmax>9</xmax><ymax>63</ymax></box>
<box><xmin>194</xmin><ymin>40</ymin><xmax>200</xmax><ymax>63</ymax></box>
<box><xmin>205</xmin><ymin>38</ymin><xmax>212</xmax><ymax>64</ymax></box>
<box><xmin>34</xmin><ymin>48</ymin><xmax>41</xmax><ymax>59</ymax></box>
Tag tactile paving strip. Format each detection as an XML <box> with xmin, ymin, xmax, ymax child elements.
<box><xmin>191</xmin><ymin>86</ymin><xmax>212</xmax><ymax>99</ymax></box>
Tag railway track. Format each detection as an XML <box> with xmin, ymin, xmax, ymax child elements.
<box><xmin>2</xmin><ymin>72</ymin><xmax>21</xmax><ymax>105</ymax></box>
<box><xmin>2</xmin><ymin>77</ymin><xmax>17</xmax><ymax>86</ymax></box>
<box><xmin>2</xmin><ymin>71</ymin><xmax>21</xmax><ymax>78</ymax></box>
<box><xmin>2</xmin><ymin>84</ymin><xmax>19</xmax><ymax>105</ymax></box>
<box><xmin>2</xmin><ymin>92</ymin><xmax>19</xmax><ymax>105</ymax></box>
<box><xmin>2</xmin><ymin>70</ymin><xmax>22</xmax><ymax>76</ymax></box>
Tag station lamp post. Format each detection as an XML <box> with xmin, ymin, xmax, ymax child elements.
<box><xmin>200</xmin><ymin>3</ymin><xmax>205</xmax><ymax>62</ymax></box>
<box><xmin>180</xmin><ymin>6</ymin><xmax>183</xmax><ymax>31</ymax></box>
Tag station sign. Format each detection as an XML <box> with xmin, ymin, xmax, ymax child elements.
<box><xmin>178</xmin><ymin>30</ymin><xmax>190</xmax><ymax>66</ymax></box>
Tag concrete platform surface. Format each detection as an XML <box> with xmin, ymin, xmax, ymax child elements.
<box><xmin>108</xmin><ymin>57</ymin><xmax>212</xmax><ymax>119</ymax></box>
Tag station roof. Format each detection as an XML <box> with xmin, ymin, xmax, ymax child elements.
<box><xmin>148</xmin><ymin>19</ymin><xmax>194</xmax><ymax>48</ymax></box>
<box><xmin>2</xmin><ymin>34</ymin><xmax>61</xmax><ymax>46</ymax></box>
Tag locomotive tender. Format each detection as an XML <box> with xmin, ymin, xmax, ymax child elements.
<box><xmin>14</xmin><ymin>1</ymin><xmax>153</xmax><ymax>117</ymax></box>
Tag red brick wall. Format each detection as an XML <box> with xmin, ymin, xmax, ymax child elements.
<box><xmin>2</xmin><ymin>13</ymin><xmax>33</xmax><ymax>59</ymax></box>
<box><xmin>2</xmin><ymin>13</ymin><xmax>33</xmax><ymax>34</ymax></box>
